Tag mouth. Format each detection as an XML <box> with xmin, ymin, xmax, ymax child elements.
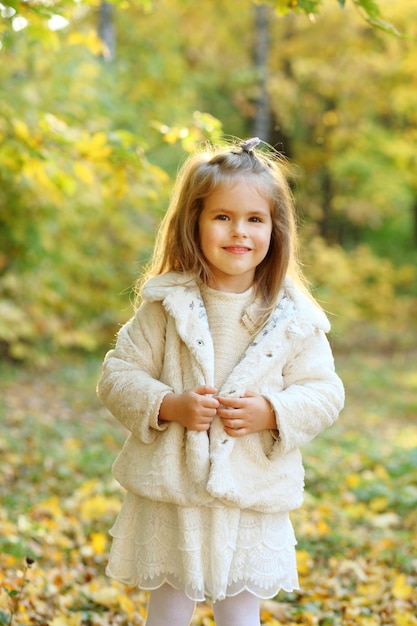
<box><xmin>223</xmin><ymin>246</ymin><xmax>251</xmax><ymax>254</ymax></box>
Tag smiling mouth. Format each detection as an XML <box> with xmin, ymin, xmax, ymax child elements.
<box><xmin>223</xmin><ymin>246</ymin><xmax>251</xmax><ymax>254</ymax></box>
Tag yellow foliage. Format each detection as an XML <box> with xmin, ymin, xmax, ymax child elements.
<box><xmin>394</xmin><ymin>426</ymin><xmax>417</xmax><ymax>449</ymax></box>
<box><xmin>296</xmin><ymin>549</ymin><xmax>313</xmax><ymax>576</ymax></box>
<box><xmin>302</xmin><ymin>236</ymin><xmax>417</xmax><ymax>349</ymax></box>
<box><xmin>118</xmin><ymin>592</ymin><xmax>135</xmax><ymax>618</ymax></box>
<box><xmin>50</xmin><ymin>615</ymin><xmax>82</xmax><ymax>626</ymax></box>
<box><xmin>75</xmin><ymin>132</ymin><xmax>112</xmax><ymax>161</ymax></box>
<box><xmin>369</xmin><ymin>496</ymin><xmax>389</xmax><ymax>513</ymax></box>
<box><xmin>89</xmin><ymin>531</ymin><xmax>108</xmax><ymax>555</ymax></box>
<box><xmin>88</xmin><ymin>585</ymin><xmax>120</xmax><ymax>608</ymax></box>
<box><xmin>73</xmin><ymin>161</ymin><xmax>94</xmax><ymax>185</ymax></box>
<box><xmin>392</xmin><ymin>574</ymin><xmax>414</xmax><ymax>600</ymax></box>
<box><xmin>67</xmin><ymin>30</ymin><xmax>105</xmax><ymax>56</ymax></box>
<box><xmin>316</xmin><ymin>518</ymin><xmax>330</xmax><ymax>535</ymax></box>
<box><xmin>75</xmin><ymin>478</ymin><xmax>100</xmax><ymax>497</ymax></box>
<box><xmin>0</xmin><ymin>586</ymin><xmax>9</xmax><ymax>610</ymax></box>
<box><xmin>107</xmin><ymin>166</ymin><xmax>128</xmax><ymax>198</ymax></box>
<box><xmin>21</xmin><ymin>157</ymin><xmax>51</xmax><ymax>187</ymax></box>
<box><xmin>79</xmin><ymin>494</ymin><xmax>121</xmax><ymax>521</ymax></box>
<box><xmin>166</xmin><ymin>127</ymin><xmax>190</xmax><ymax>144</ymax></box>
<box><xmin>395</xmin><ymin>612</ymin><xmax>417</xmax><ymax>626</ymax></box>
<box><xmin>36</xmin><ymin>496</ymin><xmax>63</xmax><ymax>519</ymax></box>
<box><xmin>12</xmin><ymin>119</ymin><xmax>30</xmax><ymax>141</ymax></box>
<box><xmin>374</xmin><ymin>464</ymin><xmax>390</xmax><ymax>480</ymax></box>
<box><xmin>346</xmin><ymin>473</ymin><xmax>361</xmax><ymax>488</ymax></box>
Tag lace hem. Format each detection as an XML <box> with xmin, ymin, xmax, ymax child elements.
<box><xmin>106</xmin><ymin>493</ymin><xmax>299</xmax><ymax>602</ymax></box>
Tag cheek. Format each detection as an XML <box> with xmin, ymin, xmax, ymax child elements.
<box><xmin>200</xmin><ymin>222</ymin><xmax>220</xmax><ymax>246</ymax></box>
<box><xmin>198</xmin><ymin>222</ymin><xmax>213</xmax><ymax>255</ymax></box>
<box><xmin>257</xmin><ymin>230</ymin><xmax>273</xmax><ymax>260</ymax></box>
<box><xmin>258</xmin><ymin>226</ymin><xmax>272</xmax><ymax>248</ymax></box>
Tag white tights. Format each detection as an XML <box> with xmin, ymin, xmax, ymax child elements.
<box><xmin>145</xmin><ymin>583</ymin><xmax>261</xmax><ymax>626</ymax></box>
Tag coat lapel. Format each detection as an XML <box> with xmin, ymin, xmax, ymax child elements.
<box><xmin>143</xmin><ymin>273</ymin><xmax>215</xmax><ymax>385</ymax></box>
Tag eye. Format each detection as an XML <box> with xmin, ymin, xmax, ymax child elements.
<box><xmin>249</xmin><ymin>216</ymin><xmax>263</xmax><ymax>223</ymax></box>
<box><xmin>215</xmin><ymin>214</ymin><xmax>229</xmax><ymax>221</ymax></box>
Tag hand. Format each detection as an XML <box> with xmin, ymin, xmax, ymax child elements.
<box><xmin>215</xmin><ymin>391</ymin><xmax>277</xmax><ymax>437</ymax></box>
<box><xmin>159</xmin><ymin>386</ymin><xmax>219</xmax><ymax>431</ymax></box>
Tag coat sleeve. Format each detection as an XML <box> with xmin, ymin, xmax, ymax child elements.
<box><xmin>267</xmin><ymin>328</ymin><xmax>344</xmax><ymax>454</ymax></box>
<box><xmin>97</xmin><ymin>301</ymin><xmax>173</xmax><ymax>444</ymax></box>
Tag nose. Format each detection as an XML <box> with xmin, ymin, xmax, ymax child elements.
<box><xmin>231</xmin><ymin>220</ymin><xmax>248</xmax><ymax>238</ymax></box>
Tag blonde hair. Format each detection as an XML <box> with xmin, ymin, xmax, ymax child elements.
<box><xmin>138</xmin><ymin>140</ymin><xmax>312</xmax><ymax>330</ymax></box>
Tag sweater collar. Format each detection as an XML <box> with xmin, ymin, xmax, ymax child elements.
<box><xmin>141</xmin><ymin>271</ymin><xmax>331</xmax><ymax>334</ymax></box>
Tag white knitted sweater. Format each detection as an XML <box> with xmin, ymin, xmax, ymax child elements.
<box><xmin>200</xmin><ymin>284</ymin><xmax>255</xmax><ymax>390</ymax></box>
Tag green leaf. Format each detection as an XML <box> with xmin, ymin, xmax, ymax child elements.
<box><xmin>366</xmin><ymin>16</ymin><xmax>403</xmax><ymax>37</ymax></box>
<box><xmin>353</xmin><ymin>0</ymin><xmax>381</xmax><ymax>19</ymax></box>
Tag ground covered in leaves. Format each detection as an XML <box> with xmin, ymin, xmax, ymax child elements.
<box><xmin>1</xmin><ymin>351</ymin><xmax>416</xmax><ymax>625</ymax></box>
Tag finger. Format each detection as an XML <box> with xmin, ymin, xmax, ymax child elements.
<box><xmin>202</xmin><ymin>397</ymin><xmax>220</xmax><ymax>411</ymax></box>
<box><xmin>223</xmin><ymin>424</ymin><xmax>246</xmax><ymax>437</ymax></box>
<box><xmin>202</xmin><ymin>406</ymin><xmax>218</xmax><ymax>418</ymax></box>
<box><xmin>222</xmin><ymin>419</ymin><xmax>240</xmax><ymax>430</ymax></box>
<box><xmin>194</xmin><ymin>421</ymin><xmax>211</xmax><ymax>432</ymax></box>
<box><xmin>215</xmin><ymin>396</ymin><xmax>238</xmax><ymax>409</ymax></box>
<box><xmin>217</xmin><ymin>404</ymin><xmax>240</xmax><ymax>418</ymax></box>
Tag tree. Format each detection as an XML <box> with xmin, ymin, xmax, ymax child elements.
<box><xmin>0</xmin><ymin>0</ymin><xmax>413</xmax><ymax>360</ymax></box>
<box><xmin>253</xmin><ymin>4</ymin><xmax>272</xmax><ymax>139</ymax></box>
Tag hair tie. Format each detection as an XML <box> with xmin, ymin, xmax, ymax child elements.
<box><xmin>239</xmin><ymin>137</ymin><xmax>261</xmax><ymax>153</ymax></box>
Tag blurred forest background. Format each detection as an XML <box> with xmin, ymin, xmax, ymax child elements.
<box><xmin>1</xmin><ymin>1</ymin><xmax>417</xmax><ymax>625</ymax></box>
<box><xmin>1</xmin><ymin>0</ymin><xmax>416</xmax><ymax>360</ymax></box>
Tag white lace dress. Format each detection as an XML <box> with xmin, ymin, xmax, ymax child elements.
<box><xmin>106</xmin><ymin>286</ymin><xmax>299</xmax><ymax>602</ymax></box>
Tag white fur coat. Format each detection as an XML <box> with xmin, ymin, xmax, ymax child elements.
<box><xmin>97</xmin><ymin>272</ymin><xmax>344</xmax><ymax>514</ymax></box>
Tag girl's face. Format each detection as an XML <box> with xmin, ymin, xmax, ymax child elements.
<box><xmin>198</xmin><ymin>178</ymin><xmax>273</xmax><ymax>293</ymax></box>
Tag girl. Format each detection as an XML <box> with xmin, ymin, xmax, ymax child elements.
<box><xmin>97</xmin><ymin>138</ymin><xmax>344</xmax><ymax>626</ymax></box>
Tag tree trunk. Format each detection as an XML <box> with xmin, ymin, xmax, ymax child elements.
<box><xmin>98</xmin><ymin>1</ymin><xmax>116</xmax><ymax>62</ymax></box>
<box><xmin>253</xmin><ymin>3</ymin><xmax>271</xmax><ymax>142</ymax></box>
<box><xmin>413</xmin><ymin>199</ymin><xmax>417</xmax><ymax>246</ymax></box>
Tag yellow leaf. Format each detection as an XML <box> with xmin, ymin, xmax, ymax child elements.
<box><xmin>357</xmin><ymin>582</ymin><xmax>380</xmax><ymax>600</ymax></box>
<box><xmin>260</xmin><ymin>599</ymin><xmax>289</xmax><ymax>621</ymax></box>
<box><xmin>374</xmin><ymin>464</ymin><xmax>390</xmax><ymax>480</ymax></box>
<box><xmin>119</xmin><ymin>593</ymin><xmax>135</xmax><ymax>617</ymax></box>
<box><xmin>395</xmin><ymin>612</ymin><xmax>417</xmax><ymax>626</ymax></box>
<box><xmin>90</xmin><ymin>531</ymin><xmax>107</xmax><ymax>555</ymax></box>
<box><xmin>108</xmin><ymin>167</ymin><xmax>128</xmax><ymax>198</ymax></box>
<box><xmin>346</xmin><ymin>473</ymin><xmax>360</xmax><ymax>488</ymax></box>
<box><xmin>36</xmin><ymin>496</ymin><xmax>63</xmax><ymax>518</ymax></box>
<box><xmin>73</xmin><ymin>161</ymin><xmax>94</xmax><ymax>185</ymax></box>
<box><xmin>50</xmin><ymin>614</ymin><xmax>82</xmax><ymax>626</ymax></box>
<box><xmin>316</xmin><ymin>518</ymin><xmax>330</xmax><ymax>535</ymax></box>
<box><xmin>296</xmin><ymin>549</ymin><xmax>313</xmax><ymax>576</ymax></box>
<box><xmin>392</xmin><ymin>574</ymin><xmax>413</xmax><ymax>600</ymax></box>
<box><xmin>369</xmin><ymin>496</ymin><xmax>389</xmax><ymax>512</ymax></box>
<box><xmin>344</xmin><ymin>502</ymin><xmax>368</xmax><ymax>519</ymax></box>
<box><xmin>22</xmin><ymin>158</ymin><xmax>50</xmax><ymax>187</ymax></box>
<box><xmin>76</xmin><ymin>132</ymin><xmax>112</xmax><ymax>161</ymax></box>
<box><xmin>89</xmin><ymin>585</ymin><xmax>120</xmax><ymax>607</ymax></box>
<box><xmin>75</xmin><ymin>478</ymin><xmax>99</xmax><ymax>497</ymax></box>
<box><xmin>13</xmin><ymin>119</ymin><xmax>30</xmax><ymax>141</ymax></box>
<box><xmin>79</xmin><ymin>494</ymin><xmax>121</xmax><ymax>521</ymax></box>
<box><xmin>0</xmin><ymin>587</ymin><xmax>9</xmax><ymax>610</ymax></box>
<box><xmin>68</xmin><ymin>30</ymin><xmax>105</xmax><ymax>56</ymax></box>
<box><xmin>163</xmin><ymin>127</ymin><xmax>188</xmax><ymax>145</ymax></box>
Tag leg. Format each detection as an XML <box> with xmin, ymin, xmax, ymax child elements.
<box><xmin>212</xmin><ymin>590</ymin><xmax>261</xmax><ymax>626</ymax></box>
<box><xmin>145</xmin><ymin>583</ymin><xmax>196</xmax><ymax>626</ymax></box>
